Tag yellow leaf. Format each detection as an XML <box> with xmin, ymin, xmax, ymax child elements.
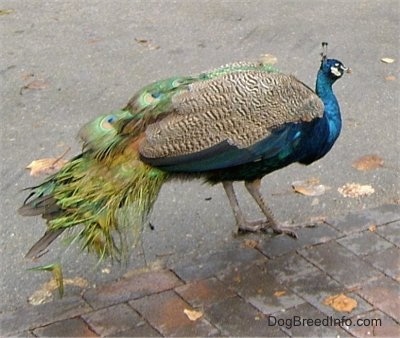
<box><xmin>324</xmin><ymin>293</ymin><xmax>357</xmax><ymax>313</ymax></box>
<box><xmin>368</xmin><ymin>224</ymin><xmax>377</xmax><ymax>232</ymax></box>
<box><xmin>381</xmin><ymin>57</ymin><xmax>395</xmax><ymax>64</ymax></box>
<box><xmin>273</xmin><ymin>290</ymin><xmax>286</xmax><ymax>297</ymax></box>
<box><xmin>352</xmin><ymin>155</ymin><xmax>384</xmax><ymax>171</ymax></box>
<box><xmin>260</xmin><ymin>53</ymin><xmax>278</xmax><ymax>65</ymax></box>
<box><xmin>338</xmin><ymin>183</ymin><xmax>375</xmax><ymax>198</ymax></box>
<box><xmin>292</xmin><ymin>178</ymin><xmax>327</xmax><ymax>196</ymax></box>
<box><xmin>0</xmin><ymin>9</ymin><xmax>14</xmax><ymax>15</ymax></box>
<box><xmin>184</xmin><ymin>308</ymin><xmax>203</xmax><ymax>321</ymax></box>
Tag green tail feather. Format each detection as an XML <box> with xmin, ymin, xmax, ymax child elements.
<box><xmin>21</xmin><ymin>151</ymin><xmax>168</xmax><ymax>261</ymax></box>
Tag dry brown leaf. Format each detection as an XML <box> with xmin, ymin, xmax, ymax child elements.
<box><xmin>273</xmin><ymin>290</ymin><xmax>286</xmax><ymax>297</ymax></box>
<box><xmin>309</xmin><ymin>215</ymin><xmax>328</xmax><ymax>224</ymax></box>
<box><xmin>28</xmin><ymin>277</ymin><xmax>88</xmax><ymax>306</ymax></box>
<box><xmin>134</xmin><ymin>38</ymin><xmax>160</xmax><ymax>50</ymax></box>
<box><xmin>323</xmin><ymin>293</ymin><xmax>357</xmax><ymax>313</ymax></box>
<box><xmin>385</xmin><ymin>75</ymin><xmax>396</xmax><ymax>81</ymax></box>
<box><xmin>381</xmin><ymin>57</ymin><xmax>395</xmax><ymax>64</ymax></box>
<box><xmin>338</xmin><ymin>183</ymin><xmax>375</xmax><ymax>198</ymax></box>
<box><xmin>352</xmin><ymin>154</ymin><xmax>384</xmax><ymax>171</ymax></box>
<box><xmin>292</xmin><ymin>178</ymin><xmax>327</xmax><ymax>196</ymax></box>
<box><xmin>23</xmin><ymin>79</ymin><xmax>49</xmax><ymax>90</ymax></box>
<box><xmin>26</xmin><ymin>158</ymin><xmax>68</xmax><ymax>176</ymax></box>
<box><xmin>368</xmin><ymin>224</ymin><xmax>377</xmax><ymax>232</ymax></box>
<box><xmin>183</xmin><ymin>309</ymin><xmax>203</xmax><ymax>321</ymax></box>
<box><xmin>260</xmin><ymin>53</ymin><xmax>278</xmax><ymax>65</ymax></box>
<box><xmin>242</xmin><ymin>239</ymin><xmax>259</xmax><ymax>249</ymax></box>
<box><xmin>26</xmin><ymin>148</ymin><xmax>70</xmax><ymax>176</ymax></box>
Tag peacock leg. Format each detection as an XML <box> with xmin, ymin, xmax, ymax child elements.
<box><xmin>244</xmin><ymin>179</ymin><xmax>298</xmax><ymax>238</ymax></box>
<box><xmin>222</xmin><ymin>181</ymin><xmax>268</xmax><ymax>232</ymax></box>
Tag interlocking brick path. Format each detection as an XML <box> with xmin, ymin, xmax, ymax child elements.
<box><xmin>1</xmin><ymin>204</ymin><xmax>399</xmax><ymax>337</ymax></box>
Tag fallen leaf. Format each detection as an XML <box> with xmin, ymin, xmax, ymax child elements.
<box><xmin>26</xmin><ymin>148</ymin><xmax>70</xmax><ymax>176</ymax></box>
<box><xmin>381</xmin><ymin>57</ymin><xmax>395</xmax><ymax>64</ymax></box>
<box><xmin>28</xmin><ymin>275</ymin><xmax>88</xmax><ymax>305</ymax></box>
<box><xmin>309</xmin><ymin>215</ymin><xmax>327</xmax><ymax>224</ymax></box>
<box><xmin>292</xmin><ymin>178</ymin><xmax>328</xmax><ymax>196</ymax></box>
<box><xmin>352</xmin><ymin>154</ymin><xmax>384</xmax><ymax>171</ymax></box>
<box><xmin>26</xmin><ymin>158</ymin><xmax>68</xmax><ymax>176</ymax></box>
<box><xmin>20</xmin><ymin>72</ymin><xmax>35</xmax><ymax>81</ymax></box>
<box><xmin>323</xmin><ymin>293</ymin><xmax>357</xmax><ymax>313</ymax></box>
<box><xmin>260</xmin><ymin>53</ymin><xmax>278</xmax><ymax>65</ymax></box>
<box><xmin>0</xmin><ymin>9</ymin><xmax>14</xmax><ymax>15</ymax></box>
<box><xmin>338</xmin><ymin>183</ymin><xmax>375</xmax><ymax>198</ymax></box>
<box><xmin>134</xmin><ymin>38</ymin><xmax>160</xmax><ymax>50</ymax></box>
<box><xmin>242</xmin><ymin>239</ymin><xmax>259</xmax><ymax>249</ymax></box>
<box><xmin>273</xmin><ymin>290</ymin><xmax>286</xmax><ymax>297</ymax></box>
<box><xmin>184</xmin><ymin>308</ymin><xmax>203</xmax><ymax>321</ymax></box>
<box><xmin>368</xmin><ymin>224</ymin><xmax>377</xmax><ymax>232</ymax></box>
<box><xmin>20</xmin><ymin>79</ymin><xmax>49</xmax><ymax>94</ymax></box>
<box><xmin>385</xmin><ymin>75</ymin><xmax>396</xmax><ymax>81</ymax></box>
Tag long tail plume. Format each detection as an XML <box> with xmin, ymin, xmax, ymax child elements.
<box><xmin>20</xmin><ymin>112</ymin><xmax>168</xmax><ymax>261</ymax></box>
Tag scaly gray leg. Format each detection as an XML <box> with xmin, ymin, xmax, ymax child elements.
<box><xmin>222</xmin><ymin>181</ymin><xmax>268</xmax><ymax>233</ymax></box>
<box><xmin>244</xmin><ymin>179</ymin><xmax>298</xmax><ymax>238</ymax></box>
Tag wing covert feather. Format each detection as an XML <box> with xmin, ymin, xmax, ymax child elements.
<box><xmin>140</xmin><ymin>71</ymin><xmax>323</xmax><ymax>165</ymax></box>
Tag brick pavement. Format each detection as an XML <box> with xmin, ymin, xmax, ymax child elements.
<box><xmin>1</xmin><ymin>204</ymin><xmax>399</xmax><ymax>337</ymax></box>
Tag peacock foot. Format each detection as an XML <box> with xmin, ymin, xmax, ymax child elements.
<box><xmin>270</xmin><ymin>220</ymin><xmax>319</xmax><ymax>238</ymax></box>
<box><xmin>236</xmin><ymin>219</ymin><xmax>270</xmax><ymax>234</ymax></box>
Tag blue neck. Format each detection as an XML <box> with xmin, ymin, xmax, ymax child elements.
<box><xmin>315</xmin><ymin>69</ymin><xmax>342</xmax><ymax>145</ymax></box>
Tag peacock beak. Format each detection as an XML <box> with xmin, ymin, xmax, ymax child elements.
<box><xmin>341</xmin><ymin>65</ymin><xmax>351</xmax><ymax>74</ymax></box>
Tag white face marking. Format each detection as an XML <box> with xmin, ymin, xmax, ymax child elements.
<box><xmin>330</xmin><ymin>66</ymin><xmax>341</xmax><ymax>77</ymax></box>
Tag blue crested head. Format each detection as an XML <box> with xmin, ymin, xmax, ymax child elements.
<box><xmin>319</xmin><ymin>42</ymin><xmax>350</xmax><ymax>83</ymax></box>
<box><xmin>320</xmin><ymin>58</ymin><xmax>349</xmax><ymax>82</ymax></box>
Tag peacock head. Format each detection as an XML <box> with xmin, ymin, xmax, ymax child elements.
<box><xmin>319</xmin><ymin>42</ymin><xmax>350</xmax><ymax>82</ymax></box>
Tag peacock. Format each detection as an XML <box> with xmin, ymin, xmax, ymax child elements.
<box><xmin>19</xmin><ymin>43</ymin><xmax>349</xmax><ymax>262</ymax></box>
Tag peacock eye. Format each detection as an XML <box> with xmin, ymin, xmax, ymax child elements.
<box><xmin>102</xmin><ymin>115</ymin><xmax>116</xmax><ymax>130</ymax></box>
<box><xmin>143</xmin><ymin>93</ymin><xmax>156</xmax><ymax>104</ymax></box>
<box><xmin>106</xmin><ymin>115</ymin><xmax>116</xmax><ymax>124</ymax></box>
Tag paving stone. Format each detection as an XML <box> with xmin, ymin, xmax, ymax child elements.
<box><xmin>5</xmin><ymin>330</ymin><xmax>36</xmax><ymax>337</ymax></box>
<box><xmin>219</xmin><ymin>264</ymin><xmax>304</xmax><ymax>315</ymax></box>
<box><xmin>82</xmin><ymin>303</ymin><xmax>143</xmax><ymax>336</ymax></box>
<box><xmin>264</xmin><ymin>252</ymin><xmax>321</xmax><ymax>284</ymax></box>
<box><xmin>365</xmin><ymin>246</ymin><xmax>400</xmax><ymax>280</ymax></box>
<box><xmin>346</xmin><ymin>309</ymin><xmax>400</xmax><ymax>337</ymax></box>
<box><xmin>0</xmin><ymin>296</ymin><xmax>92</xmax><ymax>335</ymax></box>
<box><xmin>337</xmin><ymin>230</ymin><xmax>394</xmax><ymax>256</ymax></box>
<box><xmin>272</xmin><ymin>303</ymin><xmax>351</xmax><ymax>337</ymax></box>
<box><xmin>83</xmin><ymin>270</ymin><xmax>182</xmax><ymax>309</ymax></box>
<box><xmin>377</xmin><ymin>220</ymin><xmax>400</xmax><ymax>246</ymax></box>
<box><xmin>175</xmin><ymin>277</ymin><xmax>235</xmax><ymax>307</ymax></box>
<box><xmin>173</xmin><ymin>246</ymin><xmax>267</xmax><ymax>282</ymax></box>
<box><xmin>357</xmin><ymin>276</ymin><xmax>400</xmax><ymax>322</ymax></box>
<box><xmin>282</xmin><ymin>268</ymin><xmax>344</xmax><ymax>316</ymax></box>
<box><xmin>257</xmin><ymin>223</ymin><xmax>340</xmax><ymax>258</ymax></box>
<box><xmin>299</xmin><ymin>241</ymin><xmax>384</xmax><ymax>288</ymax></box>
<box><xmin>205</xmin><ymin>296</ymin><xmax>286</xmax><ymax>337</ymax></box>
<box><xmin>104</xmin><ymin>323</ymin><xmax>161</xmax><ymax>338</ymax></box>
<box><xmin>328</xmin><ymin>204</ymin><xmax>400</xmax><ymax>234</ymax></box>
<box><xmin>33</xmin><ymin>317</ymin><xmax>98</xmax><ymax>337</ymax></box>
<box><xmin>130</xmin><ymin>290</ymin><xmax>219</xmax><ymax>337</ymax></box>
